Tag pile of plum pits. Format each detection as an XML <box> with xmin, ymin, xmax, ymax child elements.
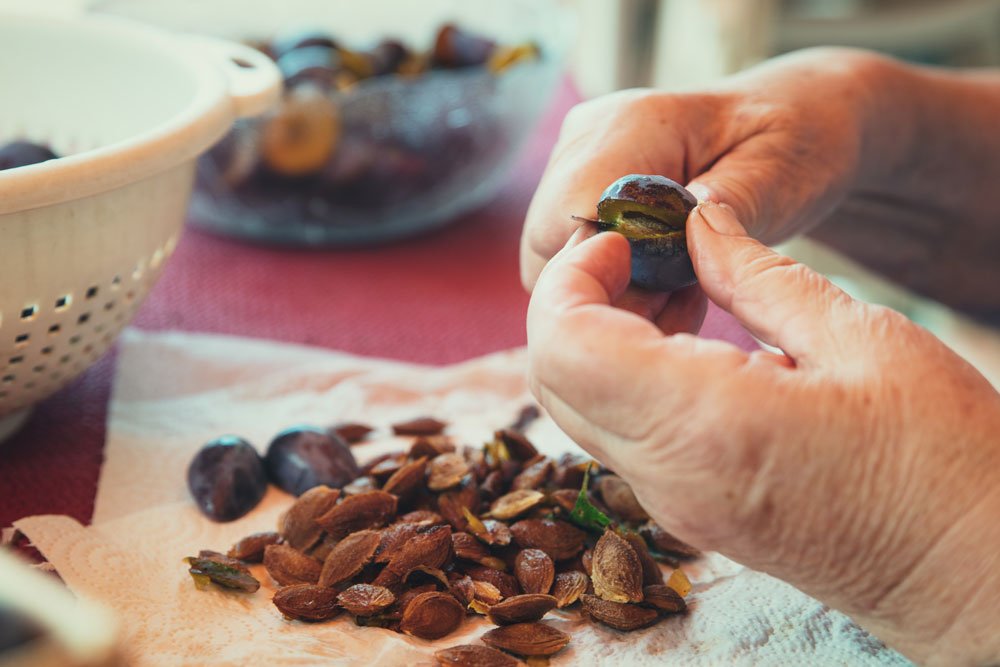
<box><xmin>186</xmin><ymin>407</ymin><xmax>699</xmax><ymax>665</ymax></box>
<box><xmin>203</xmin><ymin>24</ymin><xmax>540</xmax><ymax>222</ymax></box>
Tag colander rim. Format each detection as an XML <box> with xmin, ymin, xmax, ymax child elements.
<box><xmin>0</xmin><ymin>13</ymin><xmax>248</xmax><ymax>216</ymax></box>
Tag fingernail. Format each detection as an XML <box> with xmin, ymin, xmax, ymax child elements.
<box><xmin>695</xmin><ymin>202</ymin><xmax>746</xmax><ymax>236</ymax></box>
<box><xmin>564</xmin><ymin>222</ymin><xmax>596</xmax><ymax>249</ymax></box>
<box><xmin>686</xmin><ymin>182</ymin><xmax>711</xmax><ymax>204</ymax></box>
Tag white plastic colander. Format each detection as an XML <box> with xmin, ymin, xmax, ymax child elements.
<box><xmin>0</xmin><ymin>12</ymin><xmax>281</xmax><ymax>442</ymax></box>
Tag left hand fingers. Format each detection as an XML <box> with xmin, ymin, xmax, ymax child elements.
<box><xmin>526</xmin><ymin>230</ymin><xmax>747</xmax><ymax>455</ymax></box>
<box><xmin>612</xmin><ymin>283</ymin><xmax>707</xmax><ymax>336</ymax></box>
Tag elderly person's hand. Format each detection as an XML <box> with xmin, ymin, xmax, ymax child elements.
<box><xmin>522</xmin><ymin>49</ymin><xmax>869</xmax><ymax>288</ymax></box>
<box><xmin>522</xmin><ymin>47</ymin><xmax>1000</xmax><ymax>324</ymax></box>
<box><xmin>526</xmin><ymin>203</ymin><xmax>1000</xmax><ymax>666</ymax></box>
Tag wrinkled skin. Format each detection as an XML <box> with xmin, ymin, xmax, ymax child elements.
<box><xmin>523</xmin><ymin>48</ymin><xmax>1000</xmax><ymax>667</ymax></box>
<box><xmin>522</xmin><ymin>48</ymin><xmax>1000</xmax><ymax>326</ymax></box>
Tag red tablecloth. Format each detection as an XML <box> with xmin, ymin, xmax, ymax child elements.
<box><xmin>0</xmin><ymin>78</ymin><xmax>751</xmax><ymax>532</ymax></box>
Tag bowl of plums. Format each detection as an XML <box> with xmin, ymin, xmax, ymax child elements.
<box><xmin>94</xmin><ymin>0</ymin><xmax>572</xmax><ymax>246</ymax></box>
<box><xmin>0</xmin><ymin>12</ymin><xmax>279</xmax><ymax>442</ymax></box>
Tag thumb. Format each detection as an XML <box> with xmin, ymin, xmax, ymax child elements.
<box><xmin>687</xmin><ymin>202</ymin><xmax>858</xmax><ymax>367</ymax></box>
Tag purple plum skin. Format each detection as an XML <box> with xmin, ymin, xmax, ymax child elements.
<box><xmin>264</xmin><ymin>426</ymin><xmax>359</xmax><ymax>496</ymax></box>
<box><xmin>187</xmin><ymin>436</ymin><xmax>268</xmax><ymax>522</ymax></box>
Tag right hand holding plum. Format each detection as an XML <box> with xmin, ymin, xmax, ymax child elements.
<box><xmin>526</xmin><ymin>201</ymin><xmax>1000</xmax><ymax>667</ymax></box>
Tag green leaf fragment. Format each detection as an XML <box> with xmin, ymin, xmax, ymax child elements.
<box><xmin>186</xmin><ymin>556</ymin><xmax>260</xmax><ymax>593</ymax></box>
<box><xmin>568</xmin><ymin>463</ymin><xmax>612</xmax><ymax>533</ymax></box>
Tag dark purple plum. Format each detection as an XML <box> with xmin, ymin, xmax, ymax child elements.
<box><xmin>276</xmin><ymin>46</ymin><xmax>343</xmax><ymax>89</ymax></box>
<box><xmin>431</xmin><ymin>24</ymin><xmax>496</xmax><ymax>69</ymax></box>
<box><xmin>187</xmin><ymin>436</ymin><xmax>268</xmax><ymax>522</ymax></box>
<box><xmin>264</xmin><ymin>426</ymin><xmax>359</xmax><ymax>496</ymax></box>
<box><xmin>0</xmin><ymin>141</ymin><xmax>58</xmax><ymax>171</ymax></box>
<box><xmin>0</xmin><ymin>605</ymin><xmax>43</xmax><ymax>653</ymax></box>
<box><xmin>272</xmin><ymin>29</ymin><xmax>339</xmax><ymax>59</ymax></box>
<box><xmin>369</xmin><ymin>39</ymin><xmax>410</xmax><ymax>76</ymax></box>
<box><xmin>595</xmin><ymin>174</ymin><xmax>698</xmax><ymax>292</ymax></box>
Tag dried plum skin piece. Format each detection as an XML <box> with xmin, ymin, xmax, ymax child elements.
<box><xmin>186</xmin><ymin>555</ymin><xmax>261</xmax><ymax>593</ymax></box>
<box><xmin>264</xmin><ymin>425</ymin><xmax>359</xmax><ymax>496</ymax></box>
<box><xmin>187</xmin><ymin>436</ymin><xmax>268</xmax><ymax>522</ymax></box>
<box><xmin>595</xmin><ymin>174</ymin><xmax>698</xmax><ymax>292</ymax></box>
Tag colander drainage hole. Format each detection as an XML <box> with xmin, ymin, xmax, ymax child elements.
<box><xmin>32</xmin><ymin>365</ymin><xmax>45</xmax><ymax>373</ymax></box>
<box><xmin>2</xmin><ymin>375</ymin><xmax>14</xmax><ymax>384</ymax></box>
<box><xmin>78</xmin><ymin>313</ymin><xmax>91</xmax><ymax>325</ymax></box>
<box><xmin>19</xmin><ymin>305</ymin><xmax>37</xmax><ymax>320</ymax></box>
<box><xmin>59</xmin><ymin>355</ymin><xmax>71</xmax><ymax>364</ymax></box>
<box><xmin>55</xmin><ymin>294</ymin><xmax>72</xmax><ymax>311</ymax></box>
<box><xmin>48</xmin><ymin>324</ymin><xmax>60</xmax><ymax>335</ymax></box>
<box><xmin>9</xmin><ymin>356</ymin><xmax>23</xmax><ymax>365</ymax></box>
<box><xmin>14</xmin><ymin>334</ymin><xmax>29</xmax><ymax>345</ymax></box>
<box><xmin>104</xmin><ymin>301</ymin><xmax>115</xmax><ymax>311</ymax></box>
<box><xmin>86</xmin><ymin>286</ymin><xmax>99</xmax><ymax>299</ymax></box>
<box><xmin>69</xmin><ymin>335</ymin><xmax>82</xmax><ymax>345</ymax></box>
<box><xmin>40</xmin><ymin>346</ymin><xmax>53</xmax><ymax>355</ymax></box>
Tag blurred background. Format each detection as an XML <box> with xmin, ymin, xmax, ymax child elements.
<box><xmin>567</xmin><ymin>0</ymin><xmax>1000</xmax><ymax>97</ymax></box>
<box><xmin>564</xmin><ymin>0</ymin><xmax>1000</xmax><ymax>382</ymax></box>
<box><xmin>3</xmin><ymin>0</ymin><xmax>998</xmax><ymax>384</ymax></box>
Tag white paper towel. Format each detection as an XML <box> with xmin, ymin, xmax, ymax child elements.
<box><xmin>15</xmin><ymin>329</ymin><xmax>911</xmax><ymax>666</ymax></box>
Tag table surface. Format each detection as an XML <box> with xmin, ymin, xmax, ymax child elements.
<box><xmin>0</xmin><ymin>78</ymin><xmax>750</xmax><ymax>534</ymax></box>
